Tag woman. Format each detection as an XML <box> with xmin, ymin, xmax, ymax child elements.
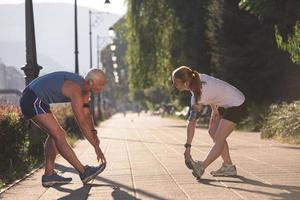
<box><xmin>172</xmin><ymin>66</ymin><xmax>246</xmax><ymax>179</ymax></box>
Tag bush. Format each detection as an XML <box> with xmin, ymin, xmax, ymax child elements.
<box><xmin>0</xmin><ymin>104</ymin><xmax>37</xmax><ymax>188</ymax></box>
<box><xmin>261</xmin><ymin>101</ymin><xmax>300</xmax><ymax>144</ymax></box>
<box><xmin>238</xmin><ymin>103</ymin><xmax>269</xmax><ymax>131</ymax></box>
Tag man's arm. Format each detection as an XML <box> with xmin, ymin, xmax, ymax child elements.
<box><xmin>69</xmin><ymin>89</ymin><xmax>97</xmax><ymax>146</ymax></box>
<box><xmin>61</xmin><ymin>80</ymin><xmax>105</xmax><ymax>162</ymax></box>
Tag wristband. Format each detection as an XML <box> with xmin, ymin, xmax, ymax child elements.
<box><xmin>184</xmin><ymin>143</ymin><xmax>191</xmax><ymax>148</ymax></box>
<box><xmin>91</xmin><ymin>129</ymin><xmax>98</xmax><ymax>134</ymax></box>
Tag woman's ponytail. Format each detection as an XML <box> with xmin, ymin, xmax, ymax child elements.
<box><xmin>190</xmin><ymin>70</ymin><xmax>202</xmax><ymax>104</ymax></box>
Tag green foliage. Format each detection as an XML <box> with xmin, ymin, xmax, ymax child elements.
<box><xmin>262</xmin><ymin>101</ymin><xmax>300</xmax><ymax>144</ymax></box>
<box><xmin>239</xmin><ymin>0</ymin><xmax>300</xmax><ymax>66</ymax></box>
<box><xmin>124</xmin><ymin>0</ymin><xmax>300</xmax><ymax>129</ymax></box>
<box><xmin>126</xmin><ymin>0</ymin><xmax>178</xmax><ymax>94</ymax></box>
<box><xmin>275</xmin><ymin>21</ymin><xmax>300</xmax><ymax>65</ymax></box>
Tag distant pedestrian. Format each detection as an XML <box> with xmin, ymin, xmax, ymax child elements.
<box><xmin>20</xmin><ymin>69</ymin><xmax>106</xmax><ymax>187</ymax></box>
<box><xmin>172</xmin><ymin>66</ymin><xmax>247</xmax><ymax>179</ymax></box>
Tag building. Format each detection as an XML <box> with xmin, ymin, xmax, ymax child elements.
<box><xmin>0</xmin><ymin>62</ymin><xmax>25</xmax><ymax>104</ymax></box>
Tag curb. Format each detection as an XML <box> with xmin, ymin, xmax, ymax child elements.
<box><xmin>0</xmin><ymin>163</ymin><xmax>44</xmax><ymax>195</ymax></box>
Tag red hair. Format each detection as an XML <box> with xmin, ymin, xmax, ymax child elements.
<box><xmin>172</xmin><ymin>66</ymin><xmax>203</xmax><ymax>104</ymax></box>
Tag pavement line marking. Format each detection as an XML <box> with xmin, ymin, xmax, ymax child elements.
<box><xmin>124</xmin><ymin>128</ymin><xmax>139</xmax><ymax>199</ymax></box>
<box><xmin>152</xmin><ymin>128</ymin><xmax>247</xmax><ymax>200</ymax></box>
<box><xmin>161</xmin><ymin>126</ymin><xmax>291</xmax><ymax>196</ymax></box>
<box><xmin>132</xmin><ymin>125</ymin><xmax>192</xmax><ymax>200</ymax></box>
<box><xmin>166</xmin><ymin>127</ymin><xmax>300</xmax><ymax>178</ymax></box>
<box><xmin>85</xmin><ymin>140</ymin><xmax>112</xmax><ymax>199</ymax></box>
<box><xmin>170</xmin><ymin>122</ymin><xmax>300</xmax><ymax>173</ymax></box>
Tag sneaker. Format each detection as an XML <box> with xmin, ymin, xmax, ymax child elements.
<box><xmin>210</xmin><ymin>164</ymin><xmax>237</xmax><ymax>177</ymax></box>
<box><xmin>42</xmin><ymin>171</ymin><xmax>72</xmax><ymax>187</ymax></box>
<box><xmin>191</xmin><ymin>160</ymin><xmax>205</xmax><ymax>179</ymax></box>
<box><xmin>80</xmin><ymin>163</ymin><xmax>106</xmax><ymax>184</ymax></box>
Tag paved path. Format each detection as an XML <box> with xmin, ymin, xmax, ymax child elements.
<box><xmin>1</xmin><ymin>113</ymin><xmax>300</xmax><ymax>200</ymax></box>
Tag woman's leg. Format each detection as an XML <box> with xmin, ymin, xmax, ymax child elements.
<box><xmin>203</xmin><ymin>119</ymin><xmax>236</xmax><ymax>169</ymax></box>
<box><xmin>208</xmin><ymin>116</ymin><xmax>233</xmax><ymax>165</ymax></box>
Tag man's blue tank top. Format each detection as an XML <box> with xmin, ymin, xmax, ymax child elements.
<box><xmin>28</xmin><ymin>71</ymin><xmax>84</xmax><ymax>104</ymax></box>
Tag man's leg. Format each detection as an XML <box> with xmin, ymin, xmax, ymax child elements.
<box><xmin>32</xmin><ymin>113</ymin><xmax>85</xmax><ymax>174</ymax></box>
<box><xmin>44</xmin><ymin>136</ymin><xmax>58</xmax><ymax>175</ymax></box>
<box><xmin>203</xmin><ymin>119</ymin><xmax>236</xmax><ymax>169</ymax></box>
<box><xmin>208</xmin><ymin>117</ymin><xmax>233</xmax><ymax>165</ymax></box>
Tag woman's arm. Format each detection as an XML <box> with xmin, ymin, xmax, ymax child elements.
<box><xmin>184</xmin><ymin>104</ymin><xmax>202</xmax><ymax>160</ymax></box>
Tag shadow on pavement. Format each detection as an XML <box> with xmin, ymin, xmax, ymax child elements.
<box><xmin>53</xmin><ymin>164</ymin><xmax>167</xmax><ymax>200</ymax></box>
<box><xmin>199</xmin><ymin>175</ymin><xmax>300</xmax><ymax>200</ymax></box>
<box><xmin>95</xmin><ymin>176</ymin><xmax>167</xmax><ymax>200</ymax></box>
<box><xmin>55</xmin><ymin>184</ymin><xmax>92</xmax><ymax>200</ymax></box>
<box><xmin>111</xmin><ymin>187</ymin><xmax>141</xmax><ymax>200</ymax></box>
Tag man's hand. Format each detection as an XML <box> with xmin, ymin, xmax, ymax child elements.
<box><xmin>92</xmin><ymin>133</ymin><xmax>100</xmax><ymax>146</ymax></box>
<box><xmin>94</xmin><ymin>145</ymin><xmax>106</xmax><ymax>163</ymax></box>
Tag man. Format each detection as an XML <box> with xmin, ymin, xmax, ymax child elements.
<box><xmin>20</xmin><ymin>69</ymin><xmax>106</xmax><ymax>187</ymax></box>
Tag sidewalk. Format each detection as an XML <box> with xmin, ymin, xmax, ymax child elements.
<box><xmin>1</xmin><ymin>113</ymin><xmax>300</xmax><ymax>200</ymax></box>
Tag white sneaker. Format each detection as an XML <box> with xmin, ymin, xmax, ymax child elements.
<box><xmin>191</xmin><ymin>160</ymin><xmax>205</xmax><ymax>179</ymax></box>
<box><xmin>210</xmin><ymin>164</ymin><xmax>237</xmax><ymax>177</ymax></box>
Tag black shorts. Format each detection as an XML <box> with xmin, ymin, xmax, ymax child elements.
<box><xmin>218</xmin><ymin>102</ymin><xmax>247</xmax><ymax>124</ymax></box>
<box><xmin>19</xmin><ymin>88</ymin><xmax>51</xmax><ymax>120</ymax></box>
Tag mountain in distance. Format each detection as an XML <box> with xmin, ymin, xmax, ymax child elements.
<box><xmin>0</xmin><ymin>3</ymin><xmax>121</xmax><ymax>75</ymax></box>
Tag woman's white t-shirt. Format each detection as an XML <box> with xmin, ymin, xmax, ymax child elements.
<box><xmin>191</xmin><ymin>73</ymin><xmax>245</xmax><ymax>108</ymax></box>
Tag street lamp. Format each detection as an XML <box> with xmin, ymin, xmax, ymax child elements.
<box><xmin>110</xmin><ymin>44</ymin><xmax>116</xmax><ymax>51</ymax></box>
<box><xmin>21</xmin><ymin>0</ymin><xmax>42</xmax><ymax>86</ymax></box>
<box><xmin>89</xmin><ymin>3</ymin><xmax>111</xmax><ymax>123</ymax></box>
<box><xmin>112</xmin><ymin>55</ymin><xmax>117</xmax><ymax>62</ymax></box>
<box><xmin>108</xmin><ymin>27</ymin><xmax>116</xmax><ymax>39</ymax></box>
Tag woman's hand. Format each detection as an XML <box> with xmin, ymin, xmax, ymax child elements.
<box><xmin>184</xmin><ymin>147</ymin><xmax>191</xmax><ymax>160</ymax></box>
<box><xmin>193</xmin><ymin>104</ymin><xmax>202</xmax><ymax>112</ymax></box>
<box><xmin>209</xmin><ymin>104</ymin><xmax>220</xmax><ymax>127</ymax></box>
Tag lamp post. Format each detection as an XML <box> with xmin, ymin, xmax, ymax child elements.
<box><xmin>74</xmin><ymin>0</ymin><xmax>79</xmax><ymax>74</ymax></box>
<box><xmin>89</xmin><ymin>0</ymin><xmax>111</xmax><ymax>123</ymax></box>
<box><xmin>21</xmin><ymin>0</ymin><xmax>42</xmax><ymax>86</ymax></box>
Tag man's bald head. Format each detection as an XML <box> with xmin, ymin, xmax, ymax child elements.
<box><xmin>85</xmin><ymin>69</ymin><xmax>106</xmax><ymax>83</ymax></box>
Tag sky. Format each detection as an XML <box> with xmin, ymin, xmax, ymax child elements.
<box><xmin>0</xmin><ymin>0</ymin><xmax>127</xmax><ymax>15</ymax></box>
